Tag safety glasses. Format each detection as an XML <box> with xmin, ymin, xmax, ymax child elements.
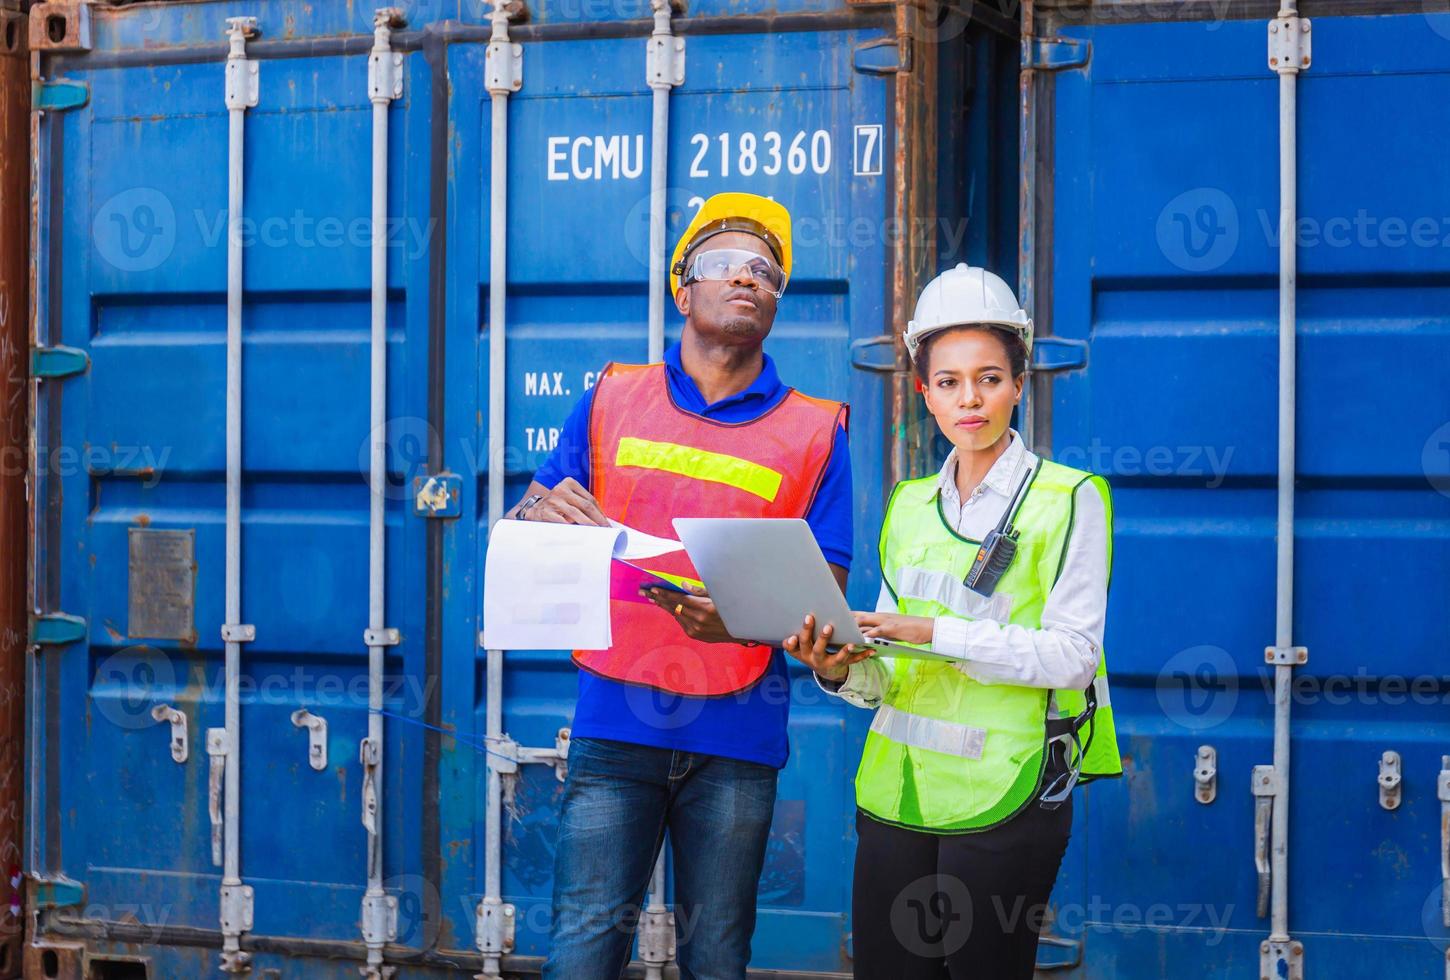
<box><xmin>683</xmin><ymin>248</ymin><xmax>787</xmax><ymax>297</ymax></box>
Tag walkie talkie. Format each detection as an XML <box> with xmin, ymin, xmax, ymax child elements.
<box><xmin>964</xmin><ymin>458</ymin><xmax>1040</xmax><ymax>596</ymax></box>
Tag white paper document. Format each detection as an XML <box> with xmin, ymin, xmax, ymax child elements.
<box><xmin>482</xmin><ymin>519</ymin><xmax>682</xmax><ymax>650</ymax></box>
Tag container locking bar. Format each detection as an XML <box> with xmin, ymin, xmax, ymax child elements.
<box><xmin>1252</xmin><ymin>764</ymin><xmax>1278</xmax><ymax>918</ymax></box>
<box><xmin>206</xmin><ymin>729</ymin><xmax>226</xmax><ymax>867</ymax></box>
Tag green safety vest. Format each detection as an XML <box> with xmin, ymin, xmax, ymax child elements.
<box><xmin>855</xmin><ymin>456</ymin><xmax>1122</xmax><ymax>833</ymax></box>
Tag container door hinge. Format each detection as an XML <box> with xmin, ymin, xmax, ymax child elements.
<box><xmin>853</xmin><ymin>37</ymin><xmax>907</xmax><ymax>75</ymax></box>
<box><xmin>646</xmin><ymin>33</ymin><xmax>684</xmax><ymax>90</ymax></box>
<box><xmin>637</xmin><ymin>904</ymin><xmax>676</xmax><ymax>969</ymax></box>
<box><xmin>1022</xmin><ymin>37</ymin><xmax>1089</xmax><ymax>71</ymax></box>
<box><xmin>1268</xmin><ymin>14</ymin><xmax>1311</xmax><ymax>75</ymax></box>
<box><xmin>31</xmin><ymin>80</ymin><xmax>89</xmax><ymax>112</ymax></box>
<box><xmin>30</xmin><ymin>345</ymin><xmax>88</xmax><ymax>380</ymax></box>
<box><xmin>485</xmin><ymin>37</ymin><xmax>523</xmax><ymax>94</ymax></box>
<box><xmin>218</xmin><ymin>883</ymin><xmax>254</xmax><ymax>935</ymax></box>
<box><xmin>150</xmin><ymin>704</ymin><xmax>189</xmax><ymax>764</ymax></box>
<box><xmin>1378</xmin><ymin>750</ymin><xmax>1402</xmax><ymax>810</ymax></box>
<box><xmin>1251</xmin><ymin>764</ymin><xmax>1279</xmax><ymax>918</ymax></box>
<box><xmin>413</xmin><ymin>473</ymin><xmax>462</xmax><ymax>518</ymax></box>
<box><xmin>1265</xmin><ymin>644</ymin><xmax>1307</xmax><ymax>666</ymax></box>
<box><xmin>29</xmin><ymin>874</ymin><xmax>84</xmax><ymax>909</ymax></box>
<box><xmin>475</xmin><ymin>897</ymin><xmax>517</xmax><ymax>956</ymax></box>
<box><xmin>1031</xmin><ymin>337</ymin><xmax>1088</xmax><ymax>373</ymax></box>
<box><xmin>1260</xmin><ymin>940</ymin><xmax>1304</xmax><ymax>980</ymax></box>
<box><xmin>28</xmin><ymin>612</ymin><xmax>85</xmax><ymax>647</ymax></box>
<box><xmin>1194</xmin><ymin>745</ymin><xmax>1217</xmax><ymax>804</ymax></box>
<box><xmin>360</xmin><ymin>892</ymin><xmax>399</xmax><ymax>945</ymax></box>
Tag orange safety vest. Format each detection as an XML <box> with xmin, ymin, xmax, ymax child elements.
<box><xmin>574</xmin><ymin>361</ymin><xmax>847</xmax><ymax>697</ymax></box>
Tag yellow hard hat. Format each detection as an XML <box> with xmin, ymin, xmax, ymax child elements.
<box><xmin>669</xmin><ymin>192</ymin><xmax>792</xmax><ymax>295</ymax></box>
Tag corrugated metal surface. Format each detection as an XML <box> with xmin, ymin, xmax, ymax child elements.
<box><xmin>25</xmin><ymin>0</ymin><xmax>1450</xmax><ymax>977</ymax></box>
<box><xmin>24</xmin><ymin>1</ymin><xmax>983</xmax><ymax>975</ymax></box>
<box><xmin>1037</xmin><ymin>8</ymin><xmax>1450</xmax><ymax>978</ymax></box>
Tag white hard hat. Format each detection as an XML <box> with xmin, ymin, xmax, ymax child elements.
<box><xmin>904</xmin><ymin>263</ymin><xmax>1033</xmax><ymax>362</ymax></box>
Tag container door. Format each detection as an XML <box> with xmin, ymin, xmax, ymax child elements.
<box><xmin>436</xmin><ymin>15</ymin><xmax>900</xmax><ymax>971</ymax></box>
<box><xmin>1040</xmin><ymin>11</ymin><xmax>1450</xmax><ymax>978</ymax></box>
<box><xmin>30</xmin><ymin>3</ymin><xmax>436</xmax><ymax>955</ymax></box>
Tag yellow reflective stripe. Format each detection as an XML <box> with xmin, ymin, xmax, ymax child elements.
<box><xmin>615</xmin><ymin>436</ymin><xmax>783</xmax><ymax>502</ymax></box>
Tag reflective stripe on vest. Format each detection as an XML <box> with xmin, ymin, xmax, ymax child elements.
<box><xmin>574</xmin><ymin>361</ymin><xmax>846</xmax><ymax>697</ymax></box>
<box><xmin>870</xmin><ymin>702</ymin><xmax>987</xmax><ymax>761</ymax></box>
<box><xmin>615</xmin><ymin>436</ymin><xmax>784</xmax><ymax>502</ymax></box>
<box><xmin>855</xmin><ymin>457</ymin><xmax>1121</xmax><ymax>832</ymax></box>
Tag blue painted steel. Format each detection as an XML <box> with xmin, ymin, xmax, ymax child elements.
<box><xmin>29</xmin><ymin>1</ymin><xmax>898</xmax><ymax>975</ymax></box>
<box><xmin>30</xmin><ymin>2</ymin><xmax>1450</xmax><ymax>977</ymax></box>
<box><xmin>1044</xmin><ymin>12</ymin><xmax>1450</xmax><ymax>979</ymax></box>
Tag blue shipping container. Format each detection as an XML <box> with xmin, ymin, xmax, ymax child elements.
<box><xmin>23</xmin><ymin>1</ymin><xmax>1450</xmax><ymax>977</ymax></box>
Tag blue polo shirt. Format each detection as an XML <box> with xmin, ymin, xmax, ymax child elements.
<box><xmin>532</xmin><ymin>344</ymin><xmax>853</xmax><ymax>768</ymax></box>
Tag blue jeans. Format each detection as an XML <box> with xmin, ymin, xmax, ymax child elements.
<box><xmin>543</xmin><ymin>736</ymin><xmax>779</xmax><ymax>980</ymax></box>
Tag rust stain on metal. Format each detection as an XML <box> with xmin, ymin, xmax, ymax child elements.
<box><xmin>888</xmin><ymin>0</ymin><xmax>938</xmax><ymax>491</ymax></box>
<box><xmin>1</xmin><ymin>4</ymin><xmax>28</xmax><ymax>973</ymax></box>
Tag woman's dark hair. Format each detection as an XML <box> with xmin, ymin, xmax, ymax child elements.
<box><xmin>912</xmin><ymin>324</ymin><xmax>1028</xmax><ymax>383</ymax></box>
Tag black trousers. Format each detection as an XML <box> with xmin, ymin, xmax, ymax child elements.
<box><xmin>850</xmin><ymin>786</ymin><xmax>1073</xmax><ymax>980</ymax></box>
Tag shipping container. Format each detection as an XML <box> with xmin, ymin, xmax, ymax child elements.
<box><xmin>21</xmin><ymin>0</ymin><xmax>1450</xmax><ymax>977</ymax></box>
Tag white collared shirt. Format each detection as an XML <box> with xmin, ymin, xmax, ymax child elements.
<box><xmin>819</xmin><ymin>429</ymin><xmax>1109</xmax><ymax>708</ymax></box>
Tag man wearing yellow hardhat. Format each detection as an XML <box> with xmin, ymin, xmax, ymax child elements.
<box><xmin>508</xmin><ymin>193</ymin><xmax>854</xmax><ymax>979</ymax></box>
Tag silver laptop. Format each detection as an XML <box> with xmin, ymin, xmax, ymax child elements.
<box><xmin>672</xmin><ymin>517</ymin><xmax>958</xmax><ymax>661</ymax></box>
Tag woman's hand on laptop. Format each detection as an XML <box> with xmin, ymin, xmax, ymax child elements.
<box><xmin>783</xmin><ymin>613</ymin><xmax>874</xmax><ymax>682</ymax></box>
<box><xmin>854</xmin><ymin>612</ymin><xmax>934</xmax><ymax>646</ymax></box>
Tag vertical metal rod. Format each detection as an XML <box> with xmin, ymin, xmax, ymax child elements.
<box><xmin>1017</xmin><ymin>0</ymin><xmax>1037</xmax><ymax>453</ymax></box>
<box><xmin>642</xmin><ymin>4</ymin><xmax>680</xmax><ymax>972</ymax></box>
<box><xmin>220</xmin><ymin>17</ymin><xmax>259</xmax><ymax>974</ymax></box>
<box><xmin>1269</xmin><ymin>4</ymin><xmax>1297</xmax><ymax>944</ymax></box>
<box><xmin>480</xmin><ymin>3</ymin><xmax>518</xmax><ymax>976</ymax></box>
<box><xmin>645</xmin><ymin>0</ymin><xmax>678</xmax><ymax>365</ymax></box>
<box><xmin>362</xmin><ymin>9</ymin><xmax>404</xmax><ymax>976</ymax></box>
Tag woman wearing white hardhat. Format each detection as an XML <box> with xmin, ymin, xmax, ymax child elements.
<box><xmin>782</xmin><ymin>263</ymin><xmax>1121</xmax><ymax>978</ymax></box>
